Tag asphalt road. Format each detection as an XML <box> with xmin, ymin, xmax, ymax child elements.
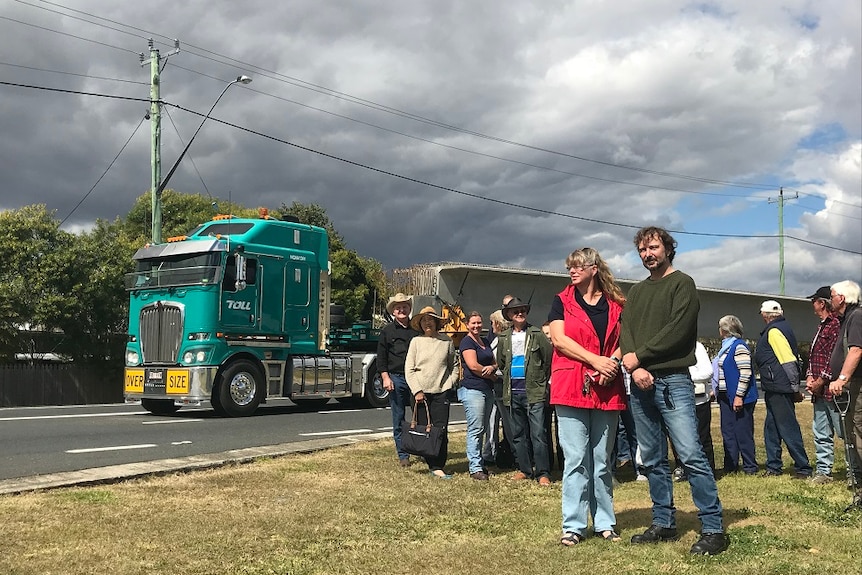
<box><xmin>0</xmin><ymin>400</ymin><xmax>468</xmax><ymax>494</ymax></box>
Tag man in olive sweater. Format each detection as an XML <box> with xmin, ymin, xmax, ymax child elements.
<box><xmin>621</xmin><ymin>226</ymin><xmax>728</xmax><ymax>556</ymax></box>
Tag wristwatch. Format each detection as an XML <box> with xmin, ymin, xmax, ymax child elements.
<box><xmin>838</xmin><ymin>374</ymin><xmax>848</xmax><ymax>381</ymax></box>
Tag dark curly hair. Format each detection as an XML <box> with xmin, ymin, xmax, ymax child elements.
<box><xmin>633</xmin><ymin>226</ymin><xmax>677</xmax><ymax>263</ymax></box>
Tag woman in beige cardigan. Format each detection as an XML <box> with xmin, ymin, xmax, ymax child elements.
<box><xmin>406</xmin><ymin>306</ymin><xmax>460</xmax><ymax>478</ymax></box>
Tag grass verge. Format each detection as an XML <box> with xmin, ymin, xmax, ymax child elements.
<box><xmin>0</xmin><ymin>408</ymin><xmax>859</xmax><ymax>575</ymax></box>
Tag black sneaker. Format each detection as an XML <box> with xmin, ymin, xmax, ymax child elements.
<box><xmin>673</xmin><ymin>467</ymin><xmax>687</xmax><ymax>482</ymax></box>
<box><xmin>631</xmin><ymin>525</ymin><xmax>679</xmax><ymax>544</ymax></box>
<box><xmin>690</xmin><ymin>532</ymin><xmax>730</xmax><ymax>555</ymax></box>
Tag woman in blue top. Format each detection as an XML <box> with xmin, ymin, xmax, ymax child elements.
<box><xmin>712</xmin><ymin>315</ymin><xmax>759</xmax><ymax>475</ymax></box>
<box><xmin>458</xmin><ymin>311</ymin><xmax>498</xmax><ymax>480</ymax></box>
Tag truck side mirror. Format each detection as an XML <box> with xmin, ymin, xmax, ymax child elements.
<box><xmin>234</xmin><ymin>253</ymin><xmax>247</xmax><ymax>291</ymax></box>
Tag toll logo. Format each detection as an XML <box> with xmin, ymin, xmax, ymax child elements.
<box><xmin>226</xmin><ymin>300</ymin><xmax>252</xmax><ymax>311</ymax></box>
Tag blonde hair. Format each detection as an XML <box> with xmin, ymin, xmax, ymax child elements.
<box><xmin>565</xmin><ymin>247</ymin><xmax>626</xmax><ymax>305</ymax></box>
<box><xmin>489</xmin><ymin>309</ymin><xmax>511</xmax><ymax>331</ymax></box>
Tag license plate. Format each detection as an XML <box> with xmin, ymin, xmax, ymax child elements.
<box><xmin>125</xmin><ymin>369</ymin><xmax>144</xmax><ymax>393</ymax></box>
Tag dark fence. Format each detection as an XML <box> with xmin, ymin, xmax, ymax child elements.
<box><xmin>0</xmin><ymin>363</ymin><xmax>123</xmax><ymax>407</ymax></box>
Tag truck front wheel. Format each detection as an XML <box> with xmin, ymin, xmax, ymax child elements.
<box><xmin>215</xmin><ymin>360</ymin><xmax>264</xmax><ymax>417</ymax></box>
<box><xmin>365</xmin><ymin>363</ymin><xmax>389</xmax><ymax>408</ymax></box>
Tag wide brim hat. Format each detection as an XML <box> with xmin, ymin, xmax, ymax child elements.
<box><xmin>807</xmin><ymin>286</ymin><xmax>832</xmax><ymax>300</ymax></box>
<box><xmin>760</xmin><ymin>300</ymin><xmax>783</xmax><ymax>314</ymax></box>
<box><xmin>410</xmin><ymin>306</ymin><xmax>446</xmax><ymax>331</ymax></box>
<box><xmin>502</xmin><ymin>296</ymin><xmax>531</xmax><ymax>320</ymax></box>
<box><xmin>386</xmin><ymin>292</ymin><xmax>413</xmax><ymax>314</ymax></box>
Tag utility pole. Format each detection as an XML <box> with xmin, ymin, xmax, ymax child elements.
<box><xmin>768</xmin><ymin>187</ymin><xmax>798</xmax><ymax>295</ymax></box>
<box><xmin>140</xmin><ymin>38</ymin><xmax>180</xmax><ymax>244</ymax></box>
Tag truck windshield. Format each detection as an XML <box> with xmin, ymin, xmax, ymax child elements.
<box><xmin>124</xmin><ymin>252</ymin><xmax>222</xmax><ymax>290</ymax></box>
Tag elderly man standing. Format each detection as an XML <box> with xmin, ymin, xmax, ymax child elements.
<box><xmin>754</xmin><ymin>300</ymin><xmax>812</xmax><ymax>479</ymax></box>
<box><xmin>828</xmin><ymin>280</ymin><xmax>862</xmax><ymax>505</ymax></box>
<box><xmin>377</xmin><ymin>293</ymin><xmax>419</xmax><ymax>466</ymax></box>
<box><xmin>804</xmin><ymin>286</ymin><xmax>844</xmax><ymax>484</ymax></box>
<box><xmin>621</xmin><ymin>226</ymin><xmax>728</xmax><ymax>556</ymax></box>
<box><xmin>496</xmin><ymin>296</ymin><xmax>553</xmax><ymax>485</ymax></box>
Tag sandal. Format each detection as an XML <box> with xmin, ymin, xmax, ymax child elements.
<box><xmin>560</xmin><ymin>532</ymin><xmax>585</xmax><ymax>547</ymax></box>
<box><xmin>597</xmin><ymin>530</ymin><xmax>622</xmax><ymax>542</ymax></box>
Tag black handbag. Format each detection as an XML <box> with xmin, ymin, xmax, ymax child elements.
<box><xmin>401</xmin><ymin>400</ymin><xmax>443</xmax><ymax>458</ymax></box>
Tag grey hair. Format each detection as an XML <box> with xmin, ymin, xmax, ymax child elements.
<box><xmin>718</xmin><ymin>315</ymin><xmax>744</xmax><ymax>338</ymax></box>
<box><xmin>832</xmin><ymin>280</ymin><xmax>861</xmax><ymax>305</ymax></box>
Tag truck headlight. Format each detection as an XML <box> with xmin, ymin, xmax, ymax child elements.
<box><xmin>126</xmin><ymin>351</ymin><xmax>140</xmax><ymax>365</ymax></box>
<box><xmin>183</xmin><ymin>349</ymin><xmax>208</xmax><ymax>364</ymax></box>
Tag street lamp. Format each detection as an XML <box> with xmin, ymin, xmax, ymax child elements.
<box><xmin>151</xmin><ymin>75</ymin><xmax>252</xmax><ymax>243</ymax></box>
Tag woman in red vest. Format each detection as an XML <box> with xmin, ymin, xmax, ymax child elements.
<box><xmin>548</xmin><ymin>247</ymin><xmax>627</xmax><ymax>546</ymax></box>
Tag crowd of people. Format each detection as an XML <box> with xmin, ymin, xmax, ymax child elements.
<box><xmin>376</xmin><ymin>226</ymin><xmax>862</xmax><ymax>556</ymax></box>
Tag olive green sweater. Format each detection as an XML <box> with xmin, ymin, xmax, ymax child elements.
<box><xmin>620</xmin><ymin>270</ymin><xmax>699</xmax><ymax>372</ymax></box>
<box><xmin>405</xmin><ymin>334</ymin><xmax>459</xmax><ymax>395</ymax></box>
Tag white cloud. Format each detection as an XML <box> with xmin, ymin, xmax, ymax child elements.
<box><xmin>0</xmin><ymin>0</ymin><xmax>859</xmax><ymax>299</ymax></box>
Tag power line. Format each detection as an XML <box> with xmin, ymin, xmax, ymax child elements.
<box><xmin>15</xmin><ymin>1</ymin><xmax>862</xmax><ymax>212</ymax></box>
<box><xmin>0</xmin><ymin>80</ymin><xmax>150</xmax><ymax>103</ymax></box>
<box><xmin>168</xmin><ymin>104</ymin><xmax>860</xmax><ymax>255</ymax></box>
<box><xmin>3</xmin><ymin>76</ymin><xmax>858</xmax><ymax>255</ymax></box>
<box><xmin>0</xmin><ymin>61</ymin><xmax>147</xmax><ymax>85</ymax></box>
<box><xmin>14</xmin><ymin>0</ymin><xmax>796</xmax><ymax>192</ymax></box>
<box><xmin>59</xmin><ymin>114</ymin><xmax>146</xmax><ymax>226</ymax></box>
<box><xmin>162</xmin><ymin>106</ymin><xmax>213</xmax><ymax>200</ymax></box>
<box><xmin>0</xmin><ymin>14</ymin><xmax>138</xmax><ymax>55</ymax></box>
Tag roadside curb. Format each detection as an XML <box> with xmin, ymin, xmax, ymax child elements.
<box><xmin>0</xmin><ymin>425</ymin><xmax>467</xmax><ymax>495</ymax></box>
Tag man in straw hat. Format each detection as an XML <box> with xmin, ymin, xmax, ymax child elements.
<box><xmin>377</xmin><ymin>293</ymin><xmax>420</xmax><ymax>466</ymax></box>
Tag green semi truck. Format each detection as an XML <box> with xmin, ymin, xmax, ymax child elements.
<box><xmin>123</xmin><ymin>213</ymin><xmax>387</xmax><ymax>416</ymax></box>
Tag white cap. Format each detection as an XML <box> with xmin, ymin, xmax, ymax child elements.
<box><xmin>760</xmin><ymin>300</ymin><xmax>783</xmax><ymax>314</ymax></box>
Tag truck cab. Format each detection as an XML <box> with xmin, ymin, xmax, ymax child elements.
<box><xmin>123</xmin><ymin>214</ymin><xmax>336</xmax><ymax>416</ymax></box>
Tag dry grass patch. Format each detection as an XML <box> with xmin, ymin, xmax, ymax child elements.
<box><xmin>0</xmin><ymin>407</ymin><xmax>859</xmax><ymax>575</ymax></box>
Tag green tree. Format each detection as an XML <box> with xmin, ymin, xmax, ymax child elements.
<box><xmin>279</xmin><ymin>202</ymin><xmax>384</xmax><ymax>322</ymax></box>
<box><xmin>0</xmin><ymin>205</ymin><xmax>68</xmax><ymax>359</ymax></box>
<box><xmin>122</xmin><ymin>189</ymin><xmax>259</xmax><ymax>244</ymax></box>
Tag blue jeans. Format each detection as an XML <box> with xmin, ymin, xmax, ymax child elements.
<box><xmin>388</xmin><ymin>373</ymin><xmax>413</xmax><ymax>460</ymax></box>
<box><xmin>458</xmin><ymin>386</ymin><xmax>494</xmax><ymax>473</ymax></box>
<box><xmin>763</xmin><ymin>391</ymin><xmax>812</xmax><ymax>475</ymax></box>
<box><xmin>812</xmin><ymin>396</ymin><xmax>842</xmax><ymax>476</ymax></box>
<box><xmin>509</xmin><ymin>393</ymin><xmax>550</xmax><ymax>479</ymax></box>
<box><xmin>630</xmin><ymin>372</ymin><xmax>723</xmax><ymax>534</ymax></box>
<box><xmin>557</xmin><ymin>405</ymin><xmax>619</xmax><ymax>535</ymax></box>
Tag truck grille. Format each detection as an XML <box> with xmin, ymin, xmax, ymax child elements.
<box><xmin>139</xmin><ymin>302</ymin><xmax>183</xmax><ymax>363</ymax></box>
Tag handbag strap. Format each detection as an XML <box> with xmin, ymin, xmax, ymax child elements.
<box><xmin>410</xmin><ymin>398</ymin><xmax>433</xmax><ymax>433</ymax></box>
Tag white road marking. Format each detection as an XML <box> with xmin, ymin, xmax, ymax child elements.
<box><xmin>171</xmin><ymin>441</ymin><xmax>193</xmax><ymax>445</ymax></box>
<box><xmin>66</xmin><ymin>444</ymin><xmax>157</xmax><ymax>454</ymax></box>
<box><xmin>298</xmin><ymin>429</ymin><xmax>373</xmax><ymax>436</ymax></box>
<box><xmin>141</xmin><ymin>418</ymin><xmax>203</xmax><ymax>425</ymax></box>
<box><xmin>319</xmin><ymin>409</ymin><xmax>363</xmax><ymax>414</ymax></box>
<box><xmin>0</xmin><ymin>411</ymin><xmax>148</xmax><ymax>422</ymax></box>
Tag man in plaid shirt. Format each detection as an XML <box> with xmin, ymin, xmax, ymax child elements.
<box><xmin>805</xmin><ymin>286</ymin><xmax>843</xmax><ymax>483</ymax></box>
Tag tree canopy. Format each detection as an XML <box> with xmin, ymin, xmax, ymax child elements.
<box><xmin>0</xmin><ymin>193</ymin><xmax>385</xmax><ymax>360</ymax></box>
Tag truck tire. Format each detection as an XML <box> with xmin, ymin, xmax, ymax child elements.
<box><xmin>214</xmin><ymin>359</ymin><xmax>264</xmax><ymax>417</ymax></box>
<box><xmin>141</xmin><ymin>398</ymin><xmax>181</xmax><ymax>415</ymax></box>
<box><xmin>365</xmin><ymin>362</ymin><xmax>389</xmax><ymax>408</ymax></box>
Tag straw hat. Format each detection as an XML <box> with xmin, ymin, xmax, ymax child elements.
<box><xmin>386</xmin><ymin>292</ymin><xmax>412</xmax><ymax>314</ymax></box>
<box><xmin>410</xmin><ymin>306</ymin><xmax>446</xmax><ymax>332</ymax></box>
